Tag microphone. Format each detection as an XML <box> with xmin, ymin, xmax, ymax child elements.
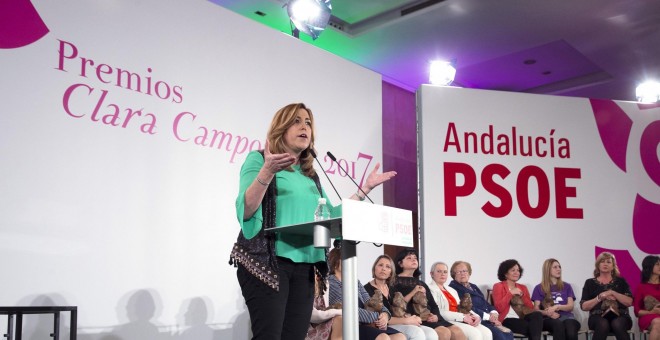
<box><xmin>310</xmin><ymin>149</ymin><xmax>342</xmax><ymax>202</ymax></box>
<box><xmin>327</xmin><ymin>151</ymin><xmax>374</xmax><ymax>203</ymax></box>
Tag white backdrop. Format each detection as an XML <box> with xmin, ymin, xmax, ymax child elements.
<box><xmin>418</xmin><ymin>85</ymin><xmax>660</xmax><ymax>329</ymax></box>
<box><xmin>0</xmin><ymin>1</ymin><xmax>385</xmax><ymax>339</ymax></box>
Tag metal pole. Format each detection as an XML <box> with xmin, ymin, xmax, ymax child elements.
<box><xmin>341</xmin><ymin>240</ymin><xmax>358</xmax><ymax>340</ymax></box>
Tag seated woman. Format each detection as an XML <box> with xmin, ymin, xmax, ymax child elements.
<box><xmin>492</xmin><ymin>259</ymin><xmax>544</xmax><ymax>340</ymax></box>
<box><xmin>633</xmin><ymin>255</ymin><xmax>660</xmax><ymax>340</ymax></box>
<box><xmin>580</xmin><ymin>252</ymin><xmax>633</xmax><ymax>340</ymax></box>
<box><xmin>327</xmin><ymin>247</ymin><xmax>405</xmax><ymax>340</ymax></box>
<box><xmin>531</xmin><ymin>258</ymin><xmax>581</xmax><ymax>340</ymax></box>
<box><xmin>393</xmin><ymin>248</ymin><xmax>466</xmax><ymax>340</ymax></box>
<box><xmin>365</xmin><ymin>254</ymin><xmax>439</xmax><ymax>340</ymax></box>
<box><xmin>448</xmin><ymin>261</ymin><xmax>514</xmax><ymax>340</ymax></box>
<box><xmin>307</xmin><ymin>271</ymin><xmax>342</xmax><ymax>340</ymax></box>
<box><xmin>428</xmin><ymin>261</ymin><xmax>493</xmax><ymax>340</ymax></box>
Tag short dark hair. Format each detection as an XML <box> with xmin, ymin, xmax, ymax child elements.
<box><xmin>497</xmin><ymin>259</ymin><xmax>524</xmax><ymax>281</ymax></box>
<box><xmin>641</xmin><ymin>255</ymin><xmax>660</xmax><ymax>283</ymax></box>
<box><xmin>394</xmin><ymin>248</ymin><xmax>421</xmax><ymax>277</ymax></box>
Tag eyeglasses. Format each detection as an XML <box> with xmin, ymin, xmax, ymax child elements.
<box><xmin>456</xmin><ymin>270</ymin><xmax>469</xmax><ymax>274</ymax></box>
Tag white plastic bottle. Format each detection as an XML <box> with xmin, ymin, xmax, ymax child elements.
<box><xmin>314</xmin><ymin>197</ymin><xmax>330</xmax><ymax>221</ymax></box>
<box><xmin>313</xmin><ymin>197</ymin><xmax>331</xmax><ymax>248</ymax></box>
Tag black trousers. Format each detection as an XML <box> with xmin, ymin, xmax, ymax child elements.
<box><xmin>588</xmin><ymin>314</ymin><xmax>632</xmax><ymax>340</ymax></box>
<box><xmin>237</xmin><ymin>257</ymin><xmax>315</xmax><ymax>340</ymax></box>
<box><xmin>503</xmin><ymin>312</ymin><xmax>544</xmax><ymax>340</ymax></box>
<box><xmin>542</xmin><ymin>317</ymin><xmax>581</xmax><ymax>340</ymax></box>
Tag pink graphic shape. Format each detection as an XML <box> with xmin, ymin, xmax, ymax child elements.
<box><xmin>590</xmin><ymin>99</ymin><xmax>633</xmax><ymax>172</ymax></box>
<box><xmin>595</xmin><ymin>247</ymin><xmax>641</xmax><ymax>295</ymax></box>
<box><xmin>632</xmin><ymin>194</ymin><xmax>660</xmax><ymax>254</ymax></box>
<box><xmin>0</xmin><ymin>0</ymin><xmax>49</xmax><ymax>49</ymax></box>
<box><xmin>640</xmin><ymin>121</ymin><xmax>660</xmax><ymax>187</ymax></box>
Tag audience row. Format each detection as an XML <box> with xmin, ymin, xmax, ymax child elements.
<box><xmin>306</xmin><ymin>251</ymin><xmax>660</xmax><ymax>340</ymax></box>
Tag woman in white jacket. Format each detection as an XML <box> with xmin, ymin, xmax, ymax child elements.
<box><xmin>428</xmin><ymin>262</ymin><xmax>493</xmax><ymax>340</ymax></box>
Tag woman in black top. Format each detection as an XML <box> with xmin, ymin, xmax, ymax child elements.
<box><xmin>365</xmin><ymin>254</ymin><xmax>438</xmax><ymax>340</ymax></box>
<box><xmin>393</xmin><ymin>248</ymin><xmax>467</xmax><ymax>340</ymax></box>
<box><xmin>579</xmin><ymin>252</ymin><xmax>633</xmax><ymax>340</ymax></box>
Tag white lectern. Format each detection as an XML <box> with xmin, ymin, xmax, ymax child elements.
<box><xmin>267</xmin><ymin>199</ymin><xmax>413</xmax><ymax>340</ymax></box>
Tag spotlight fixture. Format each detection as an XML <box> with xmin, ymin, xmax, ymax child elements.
<box><xmin>636</xmin><ymin>80</ymin><xmax>660</xmax><ymax>103</ymax></box>
<box><xmin>429</xmin><ymin>59</ymin><xmax>457</xmax><ymax>86</ymax></box>
<box><xmin>286</xmin><ymin>0</ymin><xmax>332</xmax><ymax>40</ymax></box>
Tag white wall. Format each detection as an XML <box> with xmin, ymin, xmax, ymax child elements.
<box><xmin>0</xmin><ymin>1</ymin><xmax>384</xmax><ymax>339</ymax></box>
<box><xmin>418</xmin><ymin>85</ymin><xmax>660</xmax><ymax>330</ymax></box>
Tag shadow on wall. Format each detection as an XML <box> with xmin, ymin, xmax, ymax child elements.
<box><xmin>10</xmin><ymin>289</ymin><xmax>251</xmax><ymax>340</ymax></box>
<box><xmin>17</xmin><ymin>294</ymin><xmax>74</xmax><ymax>340</ymax></box>
<box><xmin>73</xmin><ymin>288</ymin><xmax>250</xmax><ymax>340</ymax></box>
<box><xmin>98</xmin><ymin>289</ymin><xmax>163</xmax><ymax>340</ymax></box>
<box><xmin>175</xmin><ymin>297</ymin><xmax>214</xmax><ymax>339</ymax></box>
<box><xmin>230</xmin><ymin>289</ymin><xmax>252</xmax><ymax>340</ymax></box>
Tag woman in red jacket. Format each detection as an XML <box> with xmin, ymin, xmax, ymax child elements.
<box><xmin>492</xmin><ymin>259</ymin><xmax>543</xmax><ymax>340</ymax></box>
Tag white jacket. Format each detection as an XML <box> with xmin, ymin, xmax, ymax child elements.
<box><xmin>427</xmin><ymin>279</ymin><xmax>478</xmax><ymax>322</ymax></box>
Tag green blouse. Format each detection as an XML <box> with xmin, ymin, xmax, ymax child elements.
<box><xmin>235</xmin><ymin>150</ymin><xmax>340</xmax><ymax>264</ymax></box>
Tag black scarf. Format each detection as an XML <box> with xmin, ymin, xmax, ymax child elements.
<box><xmin>229</xmin><ymin>151</ymin><xmax>325</xmax><ymax>291</ymax></box>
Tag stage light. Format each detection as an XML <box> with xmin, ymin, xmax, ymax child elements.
<box><xmin>636</xmin><ymin>80</ymin><xmax>660</xmax><ymax>103</ymax></box>
<box><xmin>286</xmin><ymin>0</ymin><xmax>332</xmax><ymax>40</ymax></box>
<box><xmin>429</xmin><ymin>60</ymin><xmax>456</xmax><ymax>86</ymax></box>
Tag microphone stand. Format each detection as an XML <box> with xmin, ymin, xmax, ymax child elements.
<box><xmin>310</xmin><ymin>149</ymin><xmax>342</xmax><ymax>202</ymax></box>
<box><xmin>327</xmin><ymin>151</ymin><xmax>374</xmax><ymax>203</ymax></box>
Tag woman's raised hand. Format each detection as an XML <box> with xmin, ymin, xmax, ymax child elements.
<box><xmin>262</xmin><ymin>141</ymin><xmax>296</xmax><ymax>175</ymax></box>
<box><xmin>364</xmin><ymin>163</ymin><xmax>397</xmax><ymax>191</ymax></box>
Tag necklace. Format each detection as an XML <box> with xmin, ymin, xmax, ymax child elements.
<box><xmin>649</xmin><ymin>275</ymin><xmax>659</xmax><ymax>284</ymax></box>
<box><xmin>597</xmin><ymin>276</ymin><xmax>613</xmax><ymax>285</ymax></box>
<box><xmin>373</xmin><ymin>279</ymin><xmax>390</xmax><ymax>297</ymax></box>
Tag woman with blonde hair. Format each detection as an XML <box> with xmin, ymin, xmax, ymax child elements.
<box><xmin>531</xmin><ymin>259</ymin><xmax>580</xmax><ymax>340</ymax></box>
<box><xmin>579</xmin><ymin>252</ymin><xmax>633</xmax><ymax>340</ymax></box>
<box><xmin>327</xmin><ymin>247</ymin><xmax>405</xmax><ymax>340</ymax></box>
<box><xmin>230</xmin><ymin>103</ymin><xmax>397</xmax><ymax>339</ymax></box>
<box><xmin>365</xmin><ymin>255</ymin><xmax>439</xmax><ymax>340</ymax></box>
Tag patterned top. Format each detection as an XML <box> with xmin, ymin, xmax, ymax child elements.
<box><xmin>328</xmin><ymin>274</ymin><xmax>389</xmax><ymax>323</ymax></box>
<box><xmin>580</xmin><ymin>277</ymin><xmax>632</xmax><ymax>316</ymax></box>
<box><xmin>236</xmin><ymin>150</ymin><xmax>339</xmax><ymax>263</ymax></box>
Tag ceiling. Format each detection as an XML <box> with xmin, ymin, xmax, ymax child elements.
<box><xmin>210</xmin><ymin>0</ymin><xmax>660</xmax><ymax>102</ymax></box>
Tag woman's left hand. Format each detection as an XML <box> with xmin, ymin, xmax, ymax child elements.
<box><xmin>375</xmin><ymin>312</ymin><xmax>389</xmax><ymax>329</ymax></box>
<box><xmin>489</xmin><ymin>313</ymin><xmax>502</xmax><ymax>326</ymax></box>
<box><xmin>427</xmin><ymin>313</ymin><xmax>439</xmax><ymax>323</ymax></box>
<box><xmin>652</xmin><ymin>305</ymin><xmax>660</xmax><ymax>315</ymax></box>
<box><xmin>546</xmin><ymin>305</ymin><xmax>559</xmax><ymax>313</ymax></box>
<box><xmin>509</xmin><ymin>287</ymin><xmax>523</xmax><ymax>296</ymax></box>
<box><xmin>601</xmin><ymin>290</ymin><xmax>617</xmax><ymax>301</ymax></box>
<box><xmin>472</xmin><ymin>313</ymin><xmax>482</xmax><ymax>325</ymax></box>
<box><xmin>364</xmin><ymin>163</ymin><xmax>397</xmax><ymax>192</ymax></box>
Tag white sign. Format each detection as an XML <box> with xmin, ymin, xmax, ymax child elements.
<box><xmin>342</xmin><ymin>199</ymin><xmax>414</xmax><ymax>247</ymax></box>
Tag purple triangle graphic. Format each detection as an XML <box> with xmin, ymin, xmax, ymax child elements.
<box><xmin>589</xmin><ymin>99</ymin><xmax>633</xmax><ymax>173</ymax></box>
<box><xmin>0</xmin><ymin>0</ymin><xmax>50</xmax><ymax>49</ymax></box>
